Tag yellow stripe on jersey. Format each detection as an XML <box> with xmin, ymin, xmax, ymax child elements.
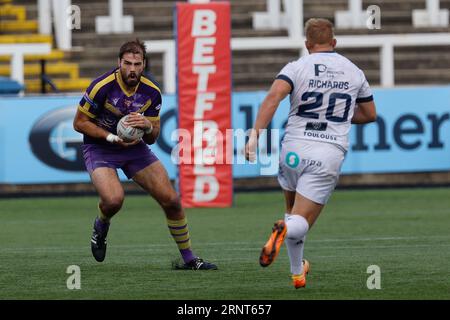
<box><xmin>137</xmin><ymin>99</ymin><xmax>152</xmax><ymax>113</ymax></box>
<box><xmin>78</xmin><ymin>104</ymin><xmax>96</xmax><ymax>118</ymax></box>
<box><xmin>88</xmin><ymin>73</ymin><xmax>116</xmax><ymax>103</ymax></box>
<box><xmin>146</xmin><ymin>116</ymin><xmax>160</xmax><ymax>121</ymax></box>
<box><xmin>140</xmin><ymin>76</ymin><xmax>161</xmax><ymax>94</ymax></box>
<box><xmin>104</xmin><ymin>101</ymin><xmax>123</xmax><ymax>117</ymax></box>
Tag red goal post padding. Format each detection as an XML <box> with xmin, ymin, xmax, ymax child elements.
<box><xmin>175</xmin><ymin>2</ymin><xmax>233</xmax><ymax>208</ymax></box>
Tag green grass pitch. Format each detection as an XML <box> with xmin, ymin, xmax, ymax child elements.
<box><xmin>0</xmin><ymin>188</ymin><xmax>449</xmax><ymax>300</ymax></box>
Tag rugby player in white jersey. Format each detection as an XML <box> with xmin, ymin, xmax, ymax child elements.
<box><xmin>245</xmin><ymin>18</ymin><xmax>377</xmax><ymax>288</ymax></box>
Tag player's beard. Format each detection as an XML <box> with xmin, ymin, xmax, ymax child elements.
<box><xmin>122</xmin><ymin>70</ymin><xmax>141</xmax><ymax>88</ymax></box>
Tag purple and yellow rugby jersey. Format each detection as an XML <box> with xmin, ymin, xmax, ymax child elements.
<box><xmin>78</xmin><ymin>68</ymin><xmax>162</xmax><ymax>145</ymax></box>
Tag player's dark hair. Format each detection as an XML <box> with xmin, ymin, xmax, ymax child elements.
<box><xmin>119</xmin><ymin>39</ymin><xmax>147</xmax><ymax>61</ymax></box>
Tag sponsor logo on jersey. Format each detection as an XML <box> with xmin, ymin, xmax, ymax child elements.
<box><xmin>301</xmin><ymin>158</ymin><xmax>322</xmax><ymax>167</ymax></box>
<box><xmin>314</xmin><ymin>64</ymin><xmax>327</xmax><ymax>76</ymax></box>
<box><xmin>314</xmin><ymin>64</ymin><xmax>345</xmax><ymax>78</ymax></box>
<box><xmin>285</xmin><ymin>152</ymin><xmax>300</xmax><ymax>168</ymax></box>
<box><xmin>306</xmin><ymin>122</ymin><xmax>328</xmax><ymax>131</ymax></box>
<box><xmin>132</xmin><ymin>102</ymin><xmax>144</xmax><ymax>108</ymax></box>
<box><xmin>124</xmin><ymin>99</ymin><xmax>132</xmax><ymax>107</ymax></box>
<box><xmin>303</xmin><ymin>131</ymin><xmax>338</xmax><ymax>141</ymax></box>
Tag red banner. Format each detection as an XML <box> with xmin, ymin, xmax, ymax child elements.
<box><xmin>176</xmin><ymin>2</ymin><xmax>233</xmax><ymax>208</ymax></box>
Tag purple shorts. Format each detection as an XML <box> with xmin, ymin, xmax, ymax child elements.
<box><xmin>82</xmin><ymin>142</ymin><xmax>159</xmax><ymax>179</ymax></box>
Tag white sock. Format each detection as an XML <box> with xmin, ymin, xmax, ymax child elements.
<box><xmin>285</xmin><ymin>214</ymin><xmax>309</xmax><ymax>275</ymax></box>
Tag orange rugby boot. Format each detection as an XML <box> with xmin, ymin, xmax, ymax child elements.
<box><xmin>292</xmin><ymin>259</ymin><xmax>310</xmax><ymax>289</ymax></box>
<box><xmin>259</xmin><ymin>220</ymin><xmax>287</xmax><ymax>267</ymax></box>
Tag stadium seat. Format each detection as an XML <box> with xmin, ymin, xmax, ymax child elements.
<box><xmin>0</xmin><ymin>62</ymin><xmax>80</xmax><ymax>79</ymax></box>
<box><xmin>0</xmin><ymin>3</ymin><xmax>25</xmax><ymax>21</ymax></box>
<box><xmin>0</xmin><ymin>76</ymin><xmax>24</xmax><ymax>94</ymax></box>
<box><xmin>0</xmin><ymin>0</ymin><xmax>92</xmax><ymax>93</ymax></box>
<box><xmin>0</xmin><ymin>20</ymin><xmax>38</xmax><ymax>32</ymax></box>
<box><xmin>0</xmin><ymin>50</ymin><xmax>65</xmax><ymax>62</ymax></box>
<box><xmin>24</xmin><ymin>78</ymin><xmax>91</xmax><ymax>93</ymax></box>
<box><xmin>2</xmin><ymin>0</ymin><xmax>449</xmax><ymax>92</ymax></box>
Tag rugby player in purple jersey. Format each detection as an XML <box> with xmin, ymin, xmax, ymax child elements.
<box><xmin>73</xmin><ymin>39</ymin><xmax>217</xmax><ymax>270</ymax></box>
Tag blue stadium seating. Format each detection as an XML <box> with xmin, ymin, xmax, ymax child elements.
<box><xmin>0</xmin><ymin>76</ymin><xmax>24</xmax><ymax>94</ymax></box>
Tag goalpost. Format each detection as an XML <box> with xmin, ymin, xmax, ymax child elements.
<box><xmin>175</xmin><ymin>0</ymin><xmax>233</xmax><ymax>208</ymax></box>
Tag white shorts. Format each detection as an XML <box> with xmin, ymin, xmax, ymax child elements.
<box><xmin>277</xmin><ymin>139</ymin><xmax>346</xmax><ymax>205</ymax></box>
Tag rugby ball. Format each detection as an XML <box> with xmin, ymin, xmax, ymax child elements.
<box><xmin>116</xmin><ymin>115</ymin><xmax>144</xmax><ymax>142</ymax></box>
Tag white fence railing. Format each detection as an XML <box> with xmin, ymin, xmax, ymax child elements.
<box><xmin>335</xmin><ymin>0</ymin><xmax>373</xmax><ymax>29</ymax></box>
<box><xmin>35</xmin><ymin>0</ymin><xmax>449</xmax><ymax>49</ymax></box>
<box><xmin>38</xmin><ymin>0</ymin><xmax>72</xmax><ymax>50</ymax></box>
<box><xmin>413</xmin><ymin>0</ymin><xmax>449</xmax><ymax>27</ymax></box>
<box><xmin>143</xmin><ymin>0</ymin><xmax>450</xmax><ymax>93</ymax></box>
<box><xmin>255</xmin><ymin>0</ymin><xmax>449</xmax><ymax>32</ymax></box>
<box><xmin>144</xmin><ymin>40</ymin><xmax>176</xmax><ymax>93</ymax></box>
<box><xmin>38</xmin><ymin>0</ymin><xmax>134</xmax><ymax>50</ymax></box>
<box><xmin>252</xmin><ymin>0</ymin><xmax>303</xmax><ymax>38</ymax></box>
<box><xmin>146</xmin><ymin>32</ymin><xmax>450</xmax><ymax>93</ymax></box>
<box><xmin>27</xmin><ymin>0</ymin><xmax>450</xmax><ymax>94</ymax></box>
<box><xmin>95</xmin><ymin>0</ymin><xmax>134</xmax><ymax>34</ymax></box>
<box><xmin>0</xmin><ymin>43</ymin><xmax>51</xmax><ymax>86</ymax></box>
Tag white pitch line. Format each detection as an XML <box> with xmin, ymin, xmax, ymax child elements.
<box><xmin>0</xmin><ymin>235</ymin><xmax>449</xmax><ymax>253</ymax></box>
<box><xmin>219</xmin><ymin>243</ymin><xmax>450</xmax><ymax>251</ymax></box>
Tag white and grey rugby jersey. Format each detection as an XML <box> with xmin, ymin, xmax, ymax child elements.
<box><xmin>277</xmin><ymin>51</ymin><xmax>373</xmax><ymax>151</ymax></box>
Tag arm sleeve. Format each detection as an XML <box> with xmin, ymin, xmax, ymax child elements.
<box><xmin>78</xmin><ymin>80</ymin><xmax>108</xmax><ymax>118</ymax></box>
<box><xmin>356</xmin><ymin>70</ymin><xmax>374</xmax><ymax>103</ymax></box>
<box><xmin>276</xmin><ymin>62</ymin><xmax>296</xmax><ymax>93</ymax></box>
<box><xmin>143</xmin><ymin>91</ymin><xmax>162</xmax><ymax>120</ymax></box>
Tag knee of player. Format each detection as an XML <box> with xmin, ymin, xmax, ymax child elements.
<box><xmin>103</xmin><ymin>195</ymin><xmax>124</xmax><ymax>211</ymax></box>
<box><xmin>161</xmin><ymin>196</ymin><xmax>182</xmax><ymax>213</ymax></box>
<box><xmin>286</xmin><ymin>215</ymin><xmax>310</xmax><ymax>239</ymax></box>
